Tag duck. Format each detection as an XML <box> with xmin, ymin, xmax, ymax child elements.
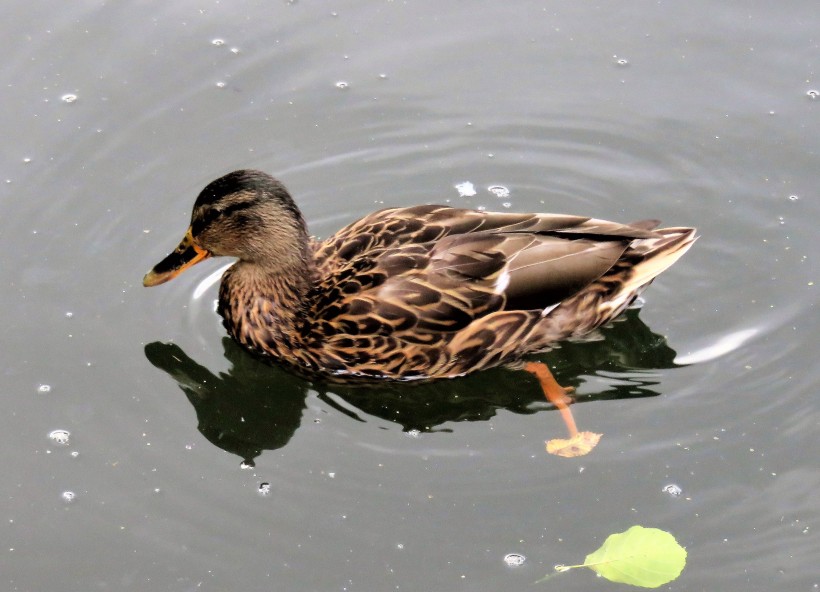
<box><xmin>143</xmin><ymin>169</ymin><xmax>696</xmax><ymax>440</ymax></box>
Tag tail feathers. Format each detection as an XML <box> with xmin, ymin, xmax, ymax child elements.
<box><xmin>623</xmin><ymin>227</ymin><xmax>698</xmax><ymax>294</ymax></box>
<box><xmin>626</xmin><ymin>218</ymin><xmax>661</xmax><ymax>231</ymax></box>
<box><xmin>525</xmin><ymin>225</ymin><xmax>697</xmax><ymax>348</ymax></box>
<box><xmin>593</xmin><ymin>226</ymin><xmax>697</xmax><ymax>323</ymax></box>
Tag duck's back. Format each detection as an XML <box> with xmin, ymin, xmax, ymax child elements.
<box><xmin>302</xmin><ymin>205</ymin><xmax>694</xmax><ymax>380</ymax></box>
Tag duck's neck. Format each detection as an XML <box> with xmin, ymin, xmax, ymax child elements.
<box><xmin>217</xmin><ymin>257</ymin><xmax>316</xmax><ymax>365</ymax></box>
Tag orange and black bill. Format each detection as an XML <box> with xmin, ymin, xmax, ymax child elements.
<box><xmin>143</xmin><ymin>228</ymin><xmax>211</xmax><ymax>287</ymax></box>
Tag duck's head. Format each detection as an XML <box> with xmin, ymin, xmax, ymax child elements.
<box><xmin>143</xmin><ymin>169</ymin><xmax>309</xmax><ymax>287</ymax></box>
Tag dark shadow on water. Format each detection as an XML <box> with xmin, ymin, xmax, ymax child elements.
<box><xmin>144</xmin><ymin>339</ymin><xmax>310</xmax><ymax>464</ymax></box>
<box><xmin>144</xmin><ymin>309</ymin><xmax>679</xmax><ymax>464</ymax></box>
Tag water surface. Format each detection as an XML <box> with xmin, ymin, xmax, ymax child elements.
<box><xmin>1</xmin><ymin>1</ymin><xmax>818</xmax><ymax>590</ymax></box>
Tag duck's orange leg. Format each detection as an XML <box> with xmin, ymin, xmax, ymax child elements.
<box><xmin>523</xmin><ymin>361</ymin><xmax>578</xmax><ymax>436</ymax></box>
<box><xmin>523</xmin><ymin>361</ymin><xmax>601</xmax><ymax>457</ymax></box>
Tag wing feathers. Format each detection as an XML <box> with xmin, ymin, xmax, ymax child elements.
<box><xmin>315</xmin><ymin>205</ymin><xmax>690</xmax><ymax>339</ymax></box>
<box><xmin>503</xmin><ymin>239</ymin><xmax>628</xmax><ymax>310</ymax></box>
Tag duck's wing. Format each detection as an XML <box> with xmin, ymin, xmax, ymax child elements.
<box><xmin>315</xmin><ymin>205</ymin><xmax>658</xmax><ymax>266</ymax></box>
<box><xmin>426</xmin><ymin>231</ymin><xmax>632</xmax><ymax>311</ymax></box>
<box><xmin>313</xmin><ymin>206</ymin><xmax>661</xmax><ymax>336</ymax></box>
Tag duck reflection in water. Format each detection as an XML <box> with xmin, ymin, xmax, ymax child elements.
<box><xmin>144</xmin><ymin>308</ymin><xmax>680</xmax><ymax>465</ymax></box>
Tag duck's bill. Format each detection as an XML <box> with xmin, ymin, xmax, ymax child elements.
<box><xmin>143</xmin><ymin>228</ymin><xmax>211</xmax><ymax>287</ymax></box>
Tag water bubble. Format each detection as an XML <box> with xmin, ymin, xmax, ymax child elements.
<box><xmin>70</xmin><ymin>451</ymin><xmax>79</xmax><ymax>458</ymax></box>
<box><xmin>258</xmin><ymin>482</ymin><xmax>271</xmax><ymax>496</ymax></box>
<box><xmin>61</xmin><ymin>94</ymin><xmax>78</xmax><ymax>104</ymax></box>
<box><xmin>807</xmin><ymin>89</ymin><xmax>819</xmax><ymax>99</ymax></box>
<box><xmin>788</xmin><ymin>195</ymin><xmax>799</xmax><ymax>201</ymax></box>
<box><xmin>37</xmin><ymin>384</ymin><xmax>52</xmax><ymax>394</ymax></box>
<box><xmin>615</xmin><ymin>57</ymin><xmax>629</xmax><ymax>66</ymax></box>
<box><xmin>23</xmin><ymin>157</ymin><xmax>31</xmax><ymax>164</ymax></box>
<box><xmin>335</xmin><ymin>81</ymin><xmax>349</xmax><ymax>90</ymax></box>
<box><xmin>240</xmin><ymin>460</ymin><xmax>255</xmax><ymax>470</ymax></box>
<box><xmin>49</xmin><ymin>429</ymin><xmax>70</xmax><ymax>445</ymax></box>
<box><xmin>662</xmin><ymin>483</ymin><xmax>682</xmax><ymax>497</ymax></box>
<box><xmin>504</xmin><ymin>553</ymin><xmax>526</xmax><ymax>567</ymax></box>
<box><xmin>61</xmin><ymin>491</ymin><xmax>76</xmax><ymax>503</ymax></box>
<box><xmin>778</xmin><ymin>216</ymin><xmax>785</xmax><ymax>225</ymax></box>
<box><xmin>212</xmin><ymin>39</ymin><xmax>225</xmax><ymax>46</ymax></box>
<box><xmin>215</xmin><ymin>81</ymin><xmax>226</xmax><ymax>88</ymax></box>
<box><xmin>65</xmin><ymin>311</ymin><xmax>74</xmax><ymax>318</ymax></box>
<box><xmin>230</xmin><ymin>47</ymin><xmax>240</xmax><ymax>54</ymax></box>
<box><xmin>455</xmin><ymin>181</ymin><xmax>476</xmax><ymax>197</ymax></box>
<box><xmin>406</xmin><ymin>429</ymin><xmax>421</xmax><ymax>438</ymax></box>
<box><xmin>378</xmin><ymin>73</ymin><xmax>388</xmax><ymax>80</ymax></box>
<box><xmin>502</xmin><ymin>202</ymin><xmax>512</xmax><ymax>209</ymax></box>
<box><xmin>488</xmin><ymin>185</ymin><xmax>510</xmax><ymax>198</ymax></box>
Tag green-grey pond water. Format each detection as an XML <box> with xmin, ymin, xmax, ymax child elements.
<box><xmin>1</xmin><ymin>1</ymin><xmax>817</xmax><ymax>590</ymax></box>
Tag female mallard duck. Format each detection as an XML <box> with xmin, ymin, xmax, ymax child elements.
<box><xmin>144</xmin><ymin>169</ymin><xmax>696</xmax><ymax>393</ymax></box>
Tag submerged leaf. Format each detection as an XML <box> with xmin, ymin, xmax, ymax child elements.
<box><xmin>583</xmin><ymin>525</ymin><xmax>686</xmax><ymax>588</ymax></box>
<box><xmin>546</xmin><ymin>431</ymin><xmax>601</xmax><ymax>457</ymax></box>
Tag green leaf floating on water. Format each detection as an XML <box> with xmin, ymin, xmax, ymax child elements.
<box><xmin>582</xmin><ymin>526</ymin><xmax>686</xmax><ymax>587</ymax></box>
<box><xmin>544</xmin><ymin>525</ymin><xmax>686</xmax><ymax>588</ymax></box>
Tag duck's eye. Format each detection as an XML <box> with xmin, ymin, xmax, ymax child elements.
<box><xmin>193</xmin><ymin>201</ymin><xmax>252</xmax><ymax>235</ymax></box>
<box><xmin>192</xmin><ymin>208</ymin><xmax>223</xmax><ymax>235</ymax></box>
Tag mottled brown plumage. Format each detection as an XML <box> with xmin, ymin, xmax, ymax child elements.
<box><xmin>144</xmin><ymin>169</ymin><xmax>697</xmax><ymax>383</ymax></box>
